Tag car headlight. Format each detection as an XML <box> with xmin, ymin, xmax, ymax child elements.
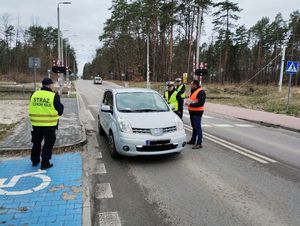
<box><xmin>118</xmin><ymin>117</ymin><xmax>132</xmax><ymax>133</ymax></box>
<box><xmin>175</xmin><ymin>116</ymin><xmax>184</xmax><ymax>131</ymax></box>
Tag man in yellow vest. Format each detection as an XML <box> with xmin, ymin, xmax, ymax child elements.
<box><xmin>175</xmin><ymin>77</ymin><xmax>186</xmax><ymax>119</ymax></box>
<box><xmin>163</xmin><ymin>81</ymin><xmax>180</xmax><ymax>117</ymax></box>
<box><xmin>29</xmin><ymin>78</ymin><xmax>64</xmax><ymax>169</ymax></box>
<box><xmin>186</xmin><ymin>79</ymin><xmax>206</xmax><ymax>149</ymax></box>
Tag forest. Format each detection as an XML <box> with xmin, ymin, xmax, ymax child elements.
<box><xmin>0</xmin><ymin>13</ymin><xmax>77</xmax><ymax>82</ymax></box>
<box><xmin>83</xmin><ymin>0</ymin><xmax>300</xmax><ymax>85</ymax></box>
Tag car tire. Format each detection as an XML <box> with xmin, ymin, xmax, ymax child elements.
<box><xmin>98</xmin><ymin>119</ymin><xmax>105</xmax><ymax>136</ymax></box>
<box><xmin>108</xmin><ymin>132</ymin><xmax>120</xmax><ymax>158</ymax></box>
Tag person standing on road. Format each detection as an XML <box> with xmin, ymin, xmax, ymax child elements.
<box><xmin>186</xmin><ymin>79</ymin><xmax>206</xmax><ymax>149</ymax></box>
<box><xmin>164</xmin><ymin>81</ymin><xmax>180</xmax><ymax>117</ymax></box>
<box><xmin>175</xmin><ymin>77</ymin><xmax>186</xmax><ymax>119</ymax></box>
<box><xmin>29</xmin><ymin>78</ymin><xmax>64</xmax><ymax>169</ymax></box>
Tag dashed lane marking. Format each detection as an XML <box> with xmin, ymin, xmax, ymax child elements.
<box><xmin>99</xmin><ymin>212</ymin><xmax>121</xmax><ymax>226</ymax></box>
<box><xmin>98</xmin><ymin>163</ymin><xmax>106</xmax><ymax>174</ymax></box>
<box><xmin>95</xmin><ymin>183</ymin><xmax>113</xmax><ymax>199</ymax></box>
<box><xmin>183</xmin><ymin>113</ymin><xmax>213</xmax><ymax>119</ymax></box>
<box><xmin>88</xmin><ymin>105</ymin><xmax>99</xmax><ymax>108</ymax></box>
<box><xmin>202</xmin><ymin>124</ymin><xmax>213</xmax><ymax>127</ymax></box>
<box><xmin>213</xmin><ymin>124</ymin><xmax>234</xmax><ymax>128</ymax></box>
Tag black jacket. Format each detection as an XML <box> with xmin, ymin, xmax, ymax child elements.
<box><xmin>189</xmin><ymin>87</ymin><xmax>206</xmax><ymax>116</ymax></box>
<box><xmin>32</xmin><ymin>86</ymin><xmax>64</xmax><ymax>130</ymax></box>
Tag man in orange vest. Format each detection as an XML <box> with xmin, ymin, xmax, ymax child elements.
<box><xmin>29</xmin><ymin>78</ymin><xmax>64</xmax><ymax>169</ymax></box>
<box><xmin>186</xmin><ymin>79</ymin><xmax>206</xmax><ymax>149</ymax></box>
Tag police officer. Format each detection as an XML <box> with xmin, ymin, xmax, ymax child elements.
<box><xmin>175</xmin><ymin>77</ymin><xmax>186</xmax><ymax>119</ymax></box>
<box><xmin>186</xmin><ymin>79</ymin><xmax>206</xmax><ymax>149</ymax></box>
<box><xmin>163</xmin><ymin>81</ymin><xmax>180</xmax><ymax>117</ymax></box>
<box><xmin>29</xmin><ymin>78</ymin><xmax>64</xmax><ymax>169</ymax></box>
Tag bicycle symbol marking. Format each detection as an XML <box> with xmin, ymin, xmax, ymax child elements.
<box><xmin>0</xmin><ymin>170</ymin><xmax>51</xmax><ymax>195</ymax></box>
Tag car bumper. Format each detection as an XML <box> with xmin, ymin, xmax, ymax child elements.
<box><xmin>113</xmin><ymin>130</ymin><xmax>187</xmax><ymax>156</ymax></box>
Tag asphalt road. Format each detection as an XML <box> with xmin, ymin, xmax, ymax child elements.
<box><xmin>76</xmin><ymin>79</ymin><xmax>300</xmax><ymax>226</ymax></box>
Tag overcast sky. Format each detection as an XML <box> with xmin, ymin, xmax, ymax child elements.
<box><xmin>1</xmin><ymin>0</ymin><xmax>299</xmax><ymax>74</ymax></box>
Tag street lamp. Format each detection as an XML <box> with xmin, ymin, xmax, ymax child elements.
<box><xmin>57</xmin><ymin>1</ymin><xmax>71</xmax><ymax>94</ymax></box>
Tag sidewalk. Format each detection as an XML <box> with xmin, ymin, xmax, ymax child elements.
<box><xmin>0</xmin><ymin>97</ymin><xmax>87</xmax><ymax>226</ymax></box>
<box><xmin>206</xmin><ymin>102</ymin><xmax>300</xmax><ymax>132</ymax></box>
<box><xmin>0</xmin><ymin>98</ymin><xmax>86</xmax><ymax>151</ymax></box>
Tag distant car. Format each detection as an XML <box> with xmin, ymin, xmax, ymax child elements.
<box><xmin>94</xmin><ymin>76</ymin><xmax>102</xmax><ymax>84</ymax></box>
<box><xmin>98</xmin><ymin>88</ymin><xmax>186</xmax><ymax>158</ymax></box>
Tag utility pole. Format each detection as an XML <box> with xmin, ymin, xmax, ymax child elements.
<box><xmin>147</xmin><ymin>35</ymin><xmax>150</xmax><ymax>89</ymax></box>
<box><xmin>196</xmin><ymin>6</ymin><xmax>203</xmax><ymax>70</ymax></box>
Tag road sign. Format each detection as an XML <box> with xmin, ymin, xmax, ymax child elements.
<box><xmin>286</xmin><ymin>61</ymin><xmax>298</xmax><ymax>74</ymax></box>
<box><xmin>28</xmin><ymin>57</ymin><xmax>41</xmax><ymax>68</ymax></box>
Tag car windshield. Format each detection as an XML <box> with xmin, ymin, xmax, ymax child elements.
<box><xmin>116</xmin><ymin>92</ymin><xmax>169</xmax><ymax>112</ymax></box>
<box><xmin>95</xmin><ymin>77</ymin><xmax>101</xmax><ymax>80</ymax></box>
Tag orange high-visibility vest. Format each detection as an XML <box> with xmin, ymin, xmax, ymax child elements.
<box><xmin>188</xmin><ymin>87</ymin><xmax>204</xmax><ymax>111</ymax></box>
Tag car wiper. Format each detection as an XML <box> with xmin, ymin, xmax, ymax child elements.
<box><xmin>119</xmin><ymin>109</ymin><xmax>134</xmax><ymax>112</ymax></box>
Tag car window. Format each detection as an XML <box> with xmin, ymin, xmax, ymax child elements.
<box><xmin>116</xmin><ymin>92</ymin><xmax>169</xmax><ymax>112</ymax></box>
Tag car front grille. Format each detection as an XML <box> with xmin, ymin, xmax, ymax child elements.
<box><xmin>132</xmin><ymin>126</ymin><xmax>176</xmax><ymax>134</ymax></box>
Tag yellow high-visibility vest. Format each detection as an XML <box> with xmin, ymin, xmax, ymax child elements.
<box><xmin>29</xmin><ymin>90</ymin><xmax>59</xmax><ymax>127</ymax></box>
<box><xmin>176</xmin><ymin>84</ymin><xmax>186</xmax><ymax>99</ymax></box>
<box><xmin>164</xmin><ymin>91</ymin><xmax>179</xmax><ymax>111</ymax></box>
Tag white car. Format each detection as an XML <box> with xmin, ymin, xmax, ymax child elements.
<box><xmin>94</xmin><ymin>76</ymin><xmax>102</xmax><ymax>84</ymax></box>
<box><xmin>98</xmin><ymin>88</ymin><xmax>186</xmax><ymax>158</ymax></box>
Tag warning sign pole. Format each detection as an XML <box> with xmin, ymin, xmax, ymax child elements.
<box><xmin>286</xmin><ymin>73</ymin><xmax>292</xmax><ymax>112</ymax></box>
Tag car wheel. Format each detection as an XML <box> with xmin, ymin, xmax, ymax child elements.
<box><xmin>108</xmin><ymin>132</ymin><xmax>120</xmax><ymax>158</ymax></box>
<box><xmin>98</xmin><ymin>119</ymin><xmax>105</xmax><ymax>136</ymax></box>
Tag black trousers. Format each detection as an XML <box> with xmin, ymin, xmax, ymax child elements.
<box><xmin>177</xmin><ymin>99</ymin><xmax>184</xmax><ymax>119</ymax></box>
<box><xmin>31</xmin><ymin>128</ymin><xmax>56</xmax><ymax>164</ymax></box>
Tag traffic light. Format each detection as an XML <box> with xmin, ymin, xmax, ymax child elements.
<box><xmin>52</xmin><ymin>66</ymin><xmax>66</xmax><ymax>74</ymax></box>
<box><xmin>195</xmin><ymin>68</ymin><xmax>208</xmax><ymax>77</ymax></box>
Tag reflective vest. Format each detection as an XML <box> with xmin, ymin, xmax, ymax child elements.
<box><xmin>29</xmin><ymin>90</ymin><xmax>59</xmax><ymax>127</ymax></box>
<box><xmin>188</xmin><ymin>87</ymin><xmax>204</xmax><ymax>111</ymax></box>
<box><xmin>164</xmin><ymin>91</ymin><xmax>178</xmax><ymax>111</ymax></box>
<box><xmin>176</xmin><ymin>84</ymin><xmax>186</xmax><ymax>99</ymax></box>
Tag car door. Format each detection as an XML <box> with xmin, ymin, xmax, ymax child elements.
<box><xmin>101</xmin><ymin>91</ymin><xmax>114</xmax><ymax>134</ymax></box>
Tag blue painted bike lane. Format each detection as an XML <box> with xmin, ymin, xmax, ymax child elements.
<box><xmin>0</xmin><ymin>152</ymin><xmax>82</xmax><ymax>226</ymax></box>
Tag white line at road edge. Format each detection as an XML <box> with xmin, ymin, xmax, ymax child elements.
<box><xmin>85</xmin><ymin>109</ymin><xmax>95</xmax><ymax>121</ymax></box>
<box><xmin>184</xmin><ymin>125</ymin><xmax>277</xmax><ymax>164</ymax></box>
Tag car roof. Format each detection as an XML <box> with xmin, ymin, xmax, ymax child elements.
<box><xmin>108</xmin><ymin>88</ymin><xmax>158</xmax><ymax>94</ymax></box>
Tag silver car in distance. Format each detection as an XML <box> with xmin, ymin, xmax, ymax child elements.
<box><xmin>98</xmin><ymin>88</ymin><xmax>187</xmax><ymax>158</ymax></box>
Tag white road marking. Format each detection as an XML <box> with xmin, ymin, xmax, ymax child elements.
<box><xmin>0</xmin><ymin>170</ymin><xmax>51</xmax><ymax>195</ymax></box>
<box><xmin>183</xmin><ymin>113</ymin><xmax>214</xmax><ymax>119</ymax></box>
<box><xmin>234</xmin><ymin>124</ymin><xmax>254</xmax><ymax>127</ymax></box>
<box><xmin>98</xmin><ymin>163</ymin><xmax>106</xmax><ymax>174</ymax></box>
<box><xmin>85</xmin><ymin>109</ymin><xmax>95</xmax><ymax>121</ymax></box>
<box><xmin>99</xmin><ymin>152</ymin><xmax>102</xmax><ymax>159</ymax></box>
<box><xmin>184</xmin><ymin>125</ymin><xmax>277</xmax><ymax>164</ymax></box>
<box><xmin>95</xmin><ymin>183</ymin><xmax>113</xmax><ymax>199</ymax></box>
<box><xmin>202</xmin><ymin>124</ymin><xmax>213</xmax><ymax>127</ymax></box>
<box><xmin>99</xmin><ymin>212</ymin><xmax>121</xmax><ymax>226</ymax></box>
<box><xmin>213</xmin><ymin>124</ymin><xmax>234</xmax><ymax>128</ymax></box>
<box><xmin>88</xmin><ymin>105</ymin><xmax>99</xmax><ymax>108</ymax></box>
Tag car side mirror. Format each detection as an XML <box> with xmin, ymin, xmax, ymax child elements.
<box><xmin>101</xmin><ymin>105</ymin><xmax>112</xmax><ymax>113</ymax></box>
